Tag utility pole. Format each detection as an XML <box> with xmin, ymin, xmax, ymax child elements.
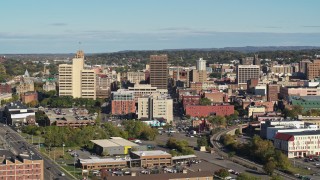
<box><xmin>62</xmin><ymin>143</ymin><xmax>65</xmax><ymax>156</ymax></box>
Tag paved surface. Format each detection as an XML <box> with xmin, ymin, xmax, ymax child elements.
<box><xmin>0</xmin><ymin>124</ymin><xmax>73</xmax><ymax>180</ymax></box>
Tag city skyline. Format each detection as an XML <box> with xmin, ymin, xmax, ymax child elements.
<box><xmin>1</xmin><ymin>0</ymin><xmax>320</xmax><ymax>53</ymax></box>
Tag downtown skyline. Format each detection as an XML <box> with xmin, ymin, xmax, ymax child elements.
<box><xmin>1</xmin><ymin>0</ymin><xmax>320</xmax><ymax>53</ymax></box>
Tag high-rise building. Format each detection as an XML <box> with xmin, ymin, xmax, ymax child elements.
<box><xmin>59</xmin><ymin>50</ymin><xmax>96</xmax><ymax>99</ymax></box>
<box><xmin>254</xmin><ymin>54</ymin><xmax>260</xmax><ymax>65</ymax></box>
<box><xmin>196</xmin><ymin>58</ymin><xmax>206</xmax><ymax>71</ymax></box>
<box><xmin>307</xmin><ymin>59</ymin><xmax>320</xmax><ymax>80</ymax></box>
<box><xmin>300</xmin><ymin>59</ymin><xmax>311</xmax><ymax>74</ymax></box>
<box><xmin>237</xmin><ymin>65</ymin><xmax>260</xmax><ymax>85</ymax></box>
<box><xmin>241</xmin><ymin>57</ymin><xmax>254</xmax><ymax>65</ymax></box>
<box><xmin>138</xmin><ymin>93</ymin><xmax>173</xmax><ymax>123</ymax></box>
<box><xmin>150</xmin><ymin>55</ymin><xmax>168</xmax><ymax>90</ymax></box>
<box><xmin>189</xmin><ymin>69</ymin><xmax>207</xmax><ymax>83</ymax></box>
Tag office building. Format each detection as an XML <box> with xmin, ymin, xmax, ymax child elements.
<box><xmin>307</xmin><ymin>59</ymin><xmax>320</xmax><ymax>80</ymax></box>
<box><xmin>127</xmin><ymin>71</ymin><xmax>145</xmax><ymax>84</ymax></box>
<box><xmin>189</xmin><ymin>70</ymin><xmax>207</xmax><ymax>83</ymax></box>
<box><xmin>241</xmin><ymin>57</ymin><xmax>254</xmax><ymax>65</ymax></box>
<box><xmin>185</xmin><ymin>104</ymin><xmax>234</xmax><ymax>117</ymax></box>
<box><xmin>150</xmin><ymin>55</ymin><xmax>168</xmax><ymax>90</ymax></box>
<box><xmin>59</xmin><ymin>50</ymin><xmax>96</xmax><ymax>99</ymax></box>
<box><xmin>130</xmin><ymin>150</ymin><xmax>172</xmax><ymax>167</ymax></box>
<box><xmin>96</xmin><ymin>75</ymin><xmax>113</xmax><ymax>99</ymax></box>
<box><xmin>111</xmin><ymin>90</ymin><xmax>135</xmax><ymax>116</ymax></box>
<box><xmin>196</xmin><ymin>58</ymin><xmax>206</xmax><ymax>71</ymax></box>
<box><xmin>300</xmin><ymin>59</ymin><xmax>311</xmax><ymax>74</ymax></box>
<box><xmin>138</xmin><ymin>93</ymin><xmax>173</xmax><ymax>123</ymax></box>
<box><xmin>237</xmin><ymin>65</ymin><xmax>260</xmax><ymax>85</ymax></box>
<box><xmin>0</xmin><ymin>151</ymin><xmax>44</xmax><ymax>180</ymax></box>
<box><xmin>128</xmin><ymin>84</ymin><xmax>167</xmax><ymax>102</ymax></box>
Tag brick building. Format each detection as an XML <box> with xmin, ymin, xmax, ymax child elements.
<box><xmin>0</xmin><ymin>83</ymin><xmax>11</xmax><ymax>94</ymax></box>
<box><xmin>203</xmin><ymin>91</ymin><xmax>224</xmax><ymax>103</ymax></box>
<box><xmin>181</xmin><ymin>95</ymin><xmax>200</xmax><ymax>110</ymax></box>
<box><xmin>185</xmin><ymin>104</ymin><xmax>234</xmax><ymax>117</ymax></box>
<box><xmin>21</xmin><ymin>92</ymin><xmax>38</xmax><ymax>104</ymax></box>
<box><xmin>111</xmin><ymin>90</ymin><xmax>136</xmax><ymax>116</ymax></box>
<box><xmin>267</xmin><ymin>84</ymin><xmax>280</xmax><ymax>102</ymax></box>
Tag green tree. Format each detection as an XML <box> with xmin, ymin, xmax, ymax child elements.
<box><xmin>263</xmin><ymin>160</ymin><xmax>276</xmax><ymax>175</ymax></box>
<box><xmin>197</xmin><ymin>136</ymin><xmax>208</xmax><ymax>148</ymax></box>
<box><xmin>199</xmin><ymin>97</ymin><xmax>212</xmax><ymax>105</ymax></box>
<box><xmin>214</xmin><ymin>169</ymin><xmax>230</xmax><ymax>178</ymax></box>
<box><xmin>208</xmin><ymin>115</ymin><xmax>227</xmax><ymax>126</ymax></box>
<box><xmin>274</xmin><ymin>150</ymin><xmax>291</xmax><ymax>170</ymax></box>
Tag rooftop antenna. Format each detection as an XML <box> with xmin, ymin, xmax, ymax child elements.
<box><xmin>78</xmin><ymin>41</ymin><xmax>82</xmax><ymax>50</ymax></box>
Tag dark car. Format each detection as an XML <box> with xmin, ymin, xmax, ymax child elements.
<box><xmin>47</xmin><ymin>167</ymin><xmax>51</xmax><ymax>170</ymax></box>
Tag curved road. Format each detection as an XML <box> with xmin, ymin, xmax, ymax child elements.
<box><xmin>210</xmin><ymin>126</ymin><xmax>297</xmax><ymax>180</ymax></box>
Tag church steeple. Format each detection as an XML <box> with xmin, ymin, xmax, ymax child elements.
<box><xmin>24</xmin><ymin>69</ymin><xmax>30</xmax><ymax>77</ymax></box>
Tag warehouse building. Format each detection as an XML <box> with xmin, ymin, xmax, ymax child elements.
<box><xmin>91</xmin><ymin>137</ymin><xmax>147</xmax><ymax>156</ymax></box>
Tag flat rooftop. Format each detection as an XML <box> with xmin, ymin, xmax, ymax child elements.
<box><xmin>172</xmin><ymin>154</ymin><xmax>197</xmax><ymax>160</ymax></box>
<box><xmin>131</xmin><ymin>150</ymin><xmax>171</xmax><ymax>157</ymax></box>
<box><xmin>91</xmin><ymin>137</ymin><xmax>139</xmax><ymax>148</ymax></box>
<box><xmin>79</xmin><ymin>157</ymin><xmax>130</xmax><ymax>164</ymax></box>
<box><xmin>284</xmin><ymin>130</ymin><xmax>320</xmax><ymax>136</ymax></box>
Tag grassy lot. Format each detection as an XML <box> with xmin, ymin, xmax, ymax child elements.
<box><xmin>287</xmin><ymin>166</ymin><xmax>313</xmax><ymax>175</ymax></box>
<box><xmin>61</xmin><ymin>164</ymin><xmax>84</xmax><ymax>179</ymax></box>
<box><xmin>21</xmin><ymin>133</ymin><xmax>45</xmax><ymax>145</ymax></box>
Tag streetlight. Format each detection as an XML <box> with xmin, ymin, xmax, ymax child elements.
<box><xmin>62</xmin><ymin>143</ymin><xmax>65</xmax><ymax>156</ymax></box>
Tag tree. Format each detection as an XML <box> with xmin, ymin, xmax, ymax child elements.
<box><xmin>274</xmin><ymin>150</ymin><xmax>291</xmax><ymax>170</ymax></box>
<box><xmin>214</xmin><ymin>169</ymin><xmax>229</xmax><ymax>178</ymax></box>
<box><xmin>271</xmin><ymin>176</ymin><xmax>283</xmax><ymax>180</ymax></box>
<box><xmin>208</xmin><ymin>115</ymin><xmax>226</xmax><ymax>127</ymax></box>
<box><xmin>235</xmin><ymin>129</ymin><xmax>241</xmax><ymax>136</ymax></box>
<box><xmin>263</xmin><ymin>160</ymin><xmax>276</xmax><ymax>175</ymax></box>
<box><xmin>199</xmin><ymin>97</ymin><xmax>212</xmax><ymax>105</ymax></box>
<box><xmin>197</xmin><ymin>136</ymin><xmax>208</xmax><ymax>148</ymax></box>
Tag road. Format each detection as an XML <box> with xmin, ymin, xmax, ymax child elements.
<box><xmin>0</xmin><ymin>124</ymin><xmax>74</xmax><ymax>180</ymax></box>
<box><xmin>210</xmin><ymin>126</ymin><xmax>298</xmax><ymax>180</ymax></box>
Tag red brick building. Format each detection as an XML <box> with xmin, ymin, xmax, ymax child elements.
<box><xmin>0</xmin><ymin>83</ymin><xmax>11</xmax><ymax>94</ymax></box>
<box><xmin>190</xmin><ymin>82</ymin><xmax>202</xmax><ymax>94</ymax></box>
<box><xmin>267</xmin><ymin>84</ymin><xmax>280</xmax><ymax>102</ymax></box>
<box><xmin>182</xmin><ymin>95</ymin><xmax>200</xmax><ymax>110</ymax></box>
<box><xmin>21</xmin><ymin>92</ymin><xmax>38</xmax><ymax>104</ymax></box>
<box><xmin>185</xmin><ymin>104</ymin><xmax>234</xmax><ymax>117</ymax></box>
<box><xmin>177</xmin><ymin>89</ymin><xmax>197</xmax><ymax>101</ymax></box>
<box><xmin>111</xmin><ymin>100</ymin><xmax>135</xmax><ymax>115</ymax></box>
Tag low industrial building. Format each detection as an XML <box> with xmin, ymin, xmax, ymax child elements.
<box><xmin>79</xmin><ymin>157</ymin><xmax>129</xmax><ymax>171</ymax></box>
<box><xmin>3</xmin><ymin>102</ymin><xmax>35</xmax><ymax>125</ymax></box>
<box><xmin>91</xmin><ymin>137</ymin><xmax>147</xmax><ymax>156</ymax></box>
<box><xmin>298</xmin><ymin>115</ymin><xmax>320</xmax><ymax>127</ymax></box>
<box><xmin>130</xmin><ymin>150</ymin><xmax>172</xmax><ymax>168</ymax></box>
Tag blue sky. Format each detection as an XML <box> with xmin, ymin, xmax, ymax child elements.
<box><xmin>1</xmin><ymin>0</ymin><xmax>320</xmax><ymax>53</ymax></box>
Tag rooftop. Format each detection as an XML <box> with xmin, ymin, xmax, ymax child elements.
<box><xmin>131</xmin><ymin>150</ymin><xmax>171</xmax><ymax>157</ymax></box>
<box><xmin>79</xmin><ymin>157</ymin><xmax>130</xmax><ymax>164</ymax></box>
<box><xmin>91</xmin><ymin>137</ymin><xmax>139</xmax><ymax>148</ymax></box>
<box><xmin>283</xmin><ymin>130</ymin><xmax>320</xmax><ymax>136</ymax></box>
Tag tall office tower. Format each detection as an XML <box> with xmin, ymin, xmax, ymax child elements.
<box><xmin>254</xmin><ymin>54</ymin><xmax>260</xmax><ymax>65</ymax></box>
<box><xmin>59</xmin><ymin>50</ymin><xmax>96</xmax><ymax>99</ymax></box>
<box><xmin>196</xmin><ymin>58</ymin><xmax>207</xmax><ymax>71</ymax></box>
<box><xmin>237</xmin><ymin>65</ymin><xmax>260</xmax><ymax>85</ymax></box>
<box><xmin>150</xmin><ymin>54</ymin><xmax>168</xmax><ymax>90</ymax></box>
<box><xmin>241</xmin><ymin>57</ymin><xmax>254</xmax><ymax>65</ymax></box>
<box><xmin>307</xmin><ymin>59</ymin><xmax>320</xmax><ymax>80</ymax></box>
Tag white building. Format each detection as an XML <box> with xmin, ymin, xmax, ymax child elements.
<box><xmin>266</xmin><ymin>125</ymin><xmax>318</xmax><ymax>140</ymax></box>
<box><xmin>138</xmin><ymin>93</ymin><xmax>173</xmax><ymax>124</ymax></box>
<box><xmin>196</xmin><ymin>58</ymin><xmax>206</xmax><ymax>71</ymax></box>
<box><xmin>274</xmin><ymin>130</ymin><xmax>320</xmax><ymax>158</ymax></box>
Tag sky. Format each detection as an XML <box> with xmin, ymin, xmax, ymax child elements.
<box><xmin>1</xmin><ymin>0</ymin><xmax>320</xmax><ymax>53</ymax></box>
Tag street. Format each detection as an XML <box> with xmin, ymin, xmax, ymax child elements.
<box><xmin>0</xmin><ymin>124</ymin><xmax>73</xmax><ymax>180</ymax></box>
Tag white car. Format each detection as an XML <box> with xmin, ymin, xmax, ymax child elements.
<box><xmin>315</xmin><ymin>163</ymin><xmax>320</xmax><ymax>166</ymax></box>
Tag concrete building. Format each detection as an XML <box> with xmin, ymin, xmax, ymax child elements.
<box><xmin>300</xmin><ymin>59</ymin><xmax>311</xmax><ymax>74</ymax></box>
<box><xmin>185</xmin><ymin>104</ymin><xmax>234</xmax><ymax>117</ymax></box>
<box><xmin>307</xmin><ymin>59</ymin><xmax>320</xmax><ymax>80</ymax></box>
<box><xmin>279</xmin><ymin>87</ymin><xmax>320</xmax><ymax>100</ymax></box>
<box><xmin>0</xmin><ymin>151</ymin><xmax>44</xmax><ymax>180</ymax></box>
<box><xmin>16</xmin><ymin>77</ymin><xmax>34</xmax><ymax>95</ymax></box>
<box><xmin>237</xmin><ymin>65</ymin><xmax>260</xmax><ymax>85</ymax></box>
<box><xmin>150</xmin><ymin>55</ymin><xmax>168</xmax><ymax>90</ymax></box>
<box><xmin>241</xmin><ymin>57</ymin><xmax>254</xmax><ymax>65</ymax></box>
<box><xmin>3</xmin><ymin>102</ymin><xmax>35</xmax><ymax>125</ymax></box>
<box><xmin>298</xmin><ymin>115</ymin><xmax>320</xmax><ymax>127</ymax></box>
<box><xmin>260</xmin><ymin>120</ymin><xmax>305</xmax><ymax>139</ymax></box>
<box><xmin>274</xmin><ymin>130</ymin><xmax>320</xmax><ymax>158</ymax></box>
<box><xmin>138</xmin><ymin>93</ymin><xmax>173</xmax><ymax>123</ymax></box>
<box><xmin>248</xmin><ymin>106</ymin><xmax>266</xmax><ymax>118</ymax></box>
<box><xmin>181</xmin><ymin>95</ymin><xmax>200</xmax><ymax>110</ymax></box>
<box><xmin>127</xmin><ymin>71</ymin><xmax>145</xmax><ymax>84</ymax></box>
<box><xmin>196</xmin><ymin>58</ymin><xmax>206</xmax><ymax>71</ymax></box>
<box><xmin>254</xmin><ymin>85</ymin><xmax>267</xmax><ymax>96</ymax></box>
<box><xmin>128</xmin><ymin>84</ymin><xmax>166</xmax><ymax>102</ymax></box>
<box><xmin>291</xmin><ymin>96</ymin><xmax>320</xmax><ymax>112</ymax></box>
<box><xmin>271</xmin><ymin>65</ymin><xmax>293</xmax><ymax>74</ymax></box>
<box><xmin>91</xmin><ymin>137</ymin><xmax>147</xmax><ymax>155</ymax></box>
<box><xmin>59</xmin><ymin>50</ymin><xmax>96</xmax><ymax>99</ymax></box>
<box><xmin>189</xmin><ymin>70</ymin><xmax>207</xmax><ymax>83</ymax></box>
<box><xmin>43</xmin><ymin>81</ymin><xmax>56</xmax><ymax>92</ymax></box>
<box><xmin>189</xmin><ymin>82</ymin><xmax>202</xmax><ymax>94</ymax></box>
<box><xmin>96</xmin><ymin>75</ymin><xmax>113</xmax><ymax>99</ymax></box>
<box><xmin>266</xmin><ymin>125</ymin><xmax>318</xmax><ymax>141</ymax></box>
<box><xmin>111</xmin><ymin>90</ymin><xmax>135</xmax><ymax>116</ymax></box>
<box><xmin>203</xmin><ymin>91</ymin><xmax>224</xmax><ymax>103</ymax></box>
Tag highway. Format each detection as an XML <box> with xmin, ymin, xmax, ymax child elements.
<box><xmin>210</xmin><ymin>126</ymin><xmax>298</xmax><ymax>180</ymax></box>
<box><xmin>0</xmin><ymin>124</ymin><xmax>74</xmax><ymax>180</ymax></box>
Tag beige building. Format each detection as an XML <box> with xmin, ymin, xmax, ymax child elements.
<box><xmin>271</xmin><ymin>65</ymin><xmax>293</xmax><ymax>74</ymax></box>
<box><xmin>248</xmin><ymin>106</ymin><xmax>266</xmax><ymax>117</ymax></box>
<box><xmin>138</xmin><ymin>93</ymin><xmax>173</xmax><ymax>123</ymax></box>
<box><xmin>237</xmin><ymin>65</ymin><xmax>260</xmax><ymax>85</ymax></box>
<box><xmin>189</xmin><ymin>69</ymin><xmax>207</xmax><ymax>83</ymax></box>
<box><xmin>127</xmin><ymin>71</ymin><xmax>145</xmax><ymax>84</ymax></box>
<box><xmin>16</xmin><ymin>76</ymin><xmax>34</xmax><ymax>95</ymax></box>
<box><xmin>150</xmin><ymin>55</ymin><xmax>168</xmax><ymax>90</ymax></box>
<box><xmin>128</xmin><ymin>84</ymin><xmax>167</xmax><ymax>102</ymax></box>
<box><xmin>59</xmin><ymin>51</ymin><xmax>96</xmax><ymax>99</ymax></box>
<box><xmin>43</xmin><ymin>81</ymin><xmax>56</xmax><ymax>92</ymax></box>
